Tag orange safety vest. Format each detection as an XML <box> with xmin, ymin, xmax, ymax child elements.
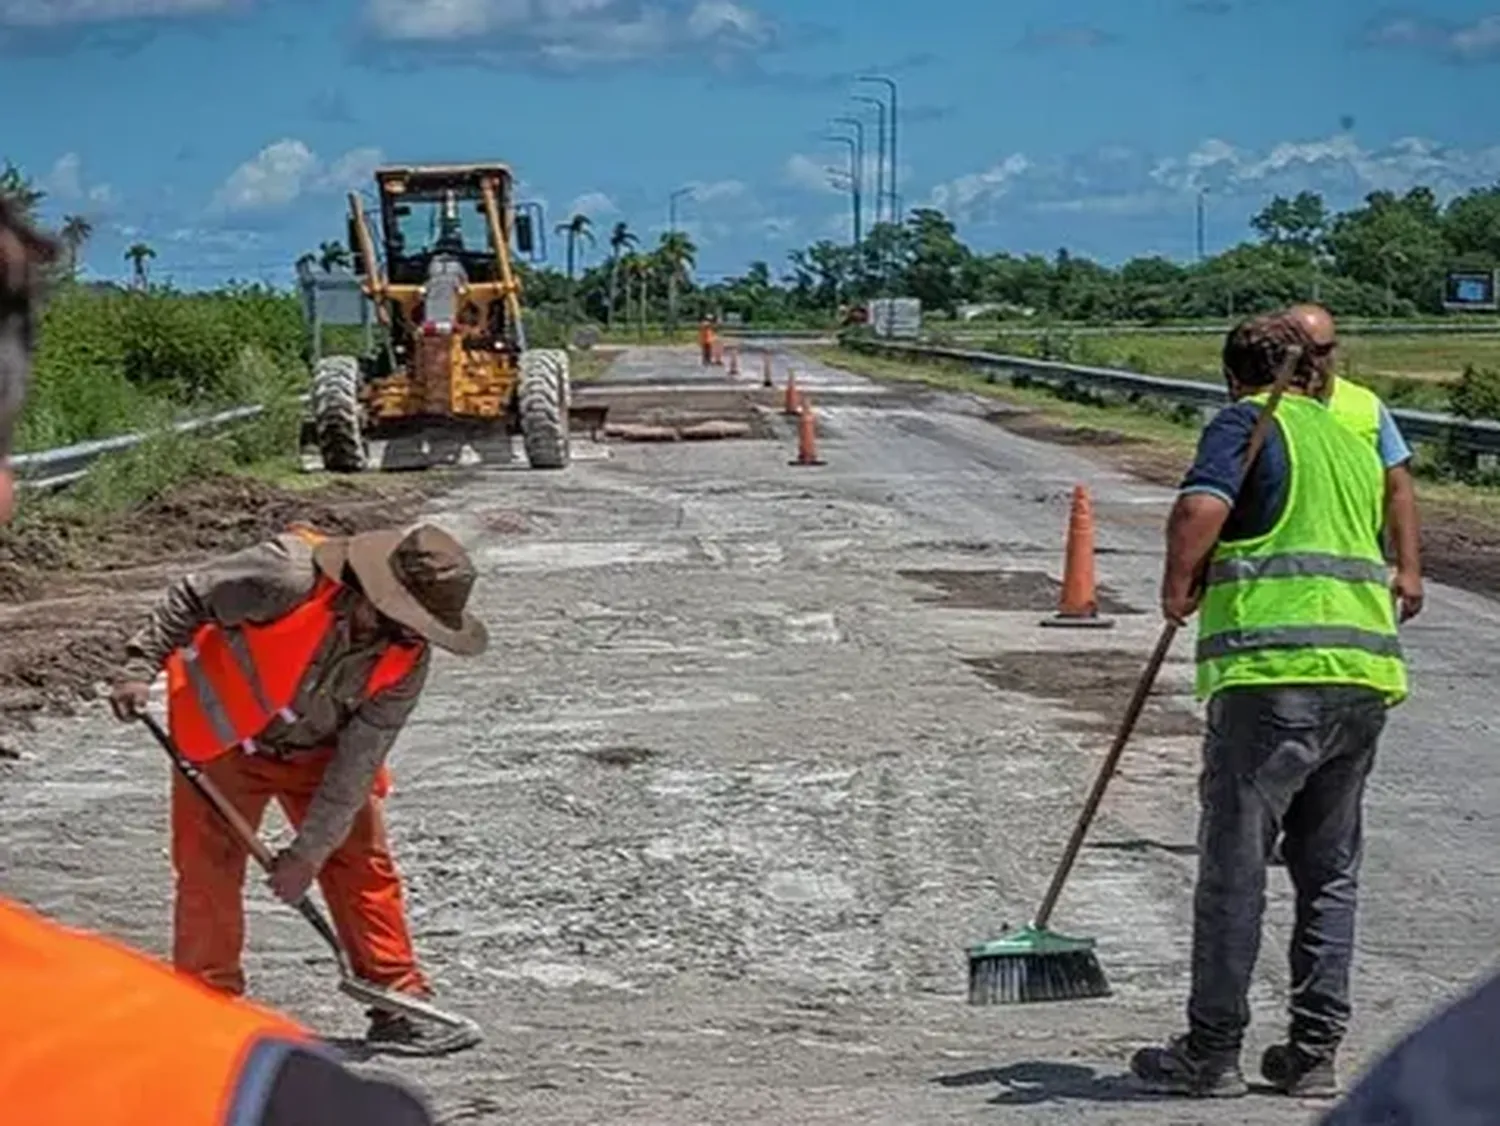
<box><xmin>164</xmin><ymin>526</ymin><xmax>425</xmax><ymax>788</ymax></box>
<box><xmin>0</xmin><ymin>895</ymin><xmax>311</xmax><ymax>1124</ymax></box>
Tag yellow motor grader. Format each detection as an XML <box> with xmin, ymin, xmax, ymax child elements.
<box><xmin>309</xmin><ymin>162</ymin><xmax>578</xmax><ymax>472</ymax></box>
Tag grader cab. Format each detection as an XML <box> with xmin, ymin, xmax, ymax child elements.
<box><xmin>309</xmin><ymin>163</ymin><xmax>574</xmax><ymax>472</ymax></box>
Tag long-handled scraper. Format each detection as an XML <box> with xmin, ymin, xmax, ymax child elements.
<box><xmin>135</xmin><ymin>710</ymin><xmax>483</xmax><ymax>1056</ymax></box>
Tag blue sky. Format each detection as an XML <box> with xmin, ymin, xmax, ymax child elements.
<box><xmin>2</xmin><ymin>0</ymin><xmax>1498</xmax><ymax>289</ymax></box>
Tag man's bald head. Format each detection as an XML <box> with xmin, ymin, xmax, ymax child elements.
<box><xmin>1287</xmin><ymin>303</ymin><xmax>1336</xmax><ymax>346</ymax></box>
<box><xmin>1285</xmin><ymin>303</ymin><xmax>1338</xmax><ymax>390</ymax></box>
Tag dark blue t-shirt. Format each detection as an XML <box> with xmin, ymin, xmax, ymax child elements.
<box><xmin>1179</xmin><ymin>401</ymin><xmax>1291</xmax><ymax>541</ymax></box>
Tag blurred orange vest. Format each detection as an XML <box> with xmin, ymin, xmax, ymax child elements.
<box><xmin>0</xmin><ymin>895</ymin><xmax>310</xmax><ymax>1124</ymax></box>
<box><xmin>163</xmin><ymin>527</ymin><xmax>423</xmax><ymax>773</ymax></box>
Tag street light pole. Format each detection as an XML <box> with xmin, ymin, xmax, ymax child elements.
<box><xmin>858</xmin><ymin>75</ymin><xmax>897</xmax><ymax>227</ymax></box>
<box><xmin>831</xmin><ymin>117</ymin><xmax>865</xmax><ymax>248</ymax></box>
<box><xmin>823</xmin><ymin>134</ymin><xmax>860</xmax><ymax>250</ymax></box>
<box><xmin>1196</xmin><ymin>188</ymin><xmax>1207</xmax><ymax>262</ymax></box>
<box><xmin>668</xmin><ymin>186</ymin><xmax>693</xmax><ymax>332</ymax></box>
<box><xmin>852</xmin><ymin>95</ymin><xmax>886</xmax><ymax>231</ymax></box>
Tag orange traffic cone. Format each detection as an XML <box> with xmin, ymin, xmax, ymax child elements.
<box><xmin>1042</xmin><ymin>485</ymin><xmax>1114</xmax><ymax>629</ymax></box>
<box><xmin>790</xmin><ymin>393</ymin><xmax>825</xmax><ymax>467</ymax></box>
<box><xmin>762</xmin><ymin>352</ymin><xmax>773</xmax><ymax>388</ymax></box>
<box><xmin>783</xmin><ymin>369</ymin><xmax>799</xmax><ymax>415</ymax></box>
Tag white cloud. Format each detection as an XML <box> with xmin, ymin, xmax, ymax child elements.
<box><xmin>0</xmin><ymin>0</ymin><xmax>239</xmax><ymax>26</ymax></box>
<box><xmin>44</xmin><ymin>153</ymin><xmax>82</xmax><ymax>198</ymax></box>
<box><xmin>1364</xmin><ymin>13</ymin><xmax>1500</xmax><ymax>62</ymax></box>
<box><xmin>40</xmin><ymin>151</ymin><xmax>117</xmax><ymax>212</ymax></box>
<box><xmin>929</xmin><ymin>131</ymin><xmax>1500</xmax><ymax>225</ymax></box>
<box><xmin>568</xmin><ymin>191</ymin><xmax>618</xmax><ymax>216</ymax></box>
<box><xmin>686</xmin><ymin>178</ymin><xmax>748</xmax><ymax>203</ymax></box>
<box><xmin>363</xmin><ymin>0</ymin><xmax>776</xmax><ymax>66</ymax></box>
<box><xmin>785</xmin><ymin>154</ymin><xmax>842</xmax><ymax>195</ymax></box>
<box><xmin>210</xmin><ymin>139</ymin><xmax>386</xmax><ymax>215</ymax></box>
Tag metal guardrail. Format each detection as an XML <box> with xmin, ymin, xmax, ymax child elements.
<box><xmin>844</xmin><ymin>337</ymin><xmax>1500</xmax><ymax>457</ymax></box>
<box><xmin>939</xmin><ymin>321</ymin><xmax>1500</xmax><ymax>340</ymax></box>
<box><xmin>11</xmin><ymin>397</ymin><xmax>309</xmax><ymax>492</ymax></box>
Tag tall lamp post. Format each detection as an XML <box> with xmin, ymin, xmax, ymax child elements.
<box><xmin>668</xmin><ymin>186</ymin><xmax>693</xmax><ymax>332</ymax></box>
<box><xmin>1196</xmin><ymin>188</ymin><xmax>1207</xmax><ymax>262</ymax></box>
<box><xmin>857</xmin><ymin>75</ymin><xmax>898</xmax><ymax>227</ymax></box>
<box><xmin>852</xmin><ymin>95</ymin><xmax>887</xmax><ymax>230</ymax></box>
<box><xmin>823</xmin><ymin>134</ymin><xmax>860</xmax><ymax>250</ymax></box>
<box><xmin>830</xmin><ymin>117</ymin><xmax>865</xmax><ymax>248</ymax></box>
<box><xmin>853</xmin><ymin>93</ymin><xmax>889</xmax><ymax>294</ymax></box>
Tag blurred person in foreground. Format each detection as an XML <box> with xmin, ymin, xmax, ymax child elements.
<box><xmin>0</xmin><ymin>194</ymin><xmax>59</xmax><ymax>521</ymax></box>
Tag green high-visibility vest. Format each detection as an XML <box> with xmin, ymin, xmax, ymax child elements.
<box><xmin>1196</xmin><ymin>393</ymin><xmax>1407</xmax><ymax>705</ymax></box>
<box><xmin>1327</xmin><ymin>376</ymin><xmax>1382</xmax><ymax>448</ymax></box>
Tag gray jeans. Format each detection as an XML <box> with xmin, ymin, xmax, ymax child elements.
<box><xmin>1188</xmin><ymin>684</ymin><xmax>1387</xmax><ymax>1059</ymax></box>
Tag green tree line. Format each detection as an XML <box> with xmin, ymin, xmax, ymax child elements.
<box><xmin>525</xmin><ymin>184</ymin><xmax>1500</xmax><ymax>328</ymax></box>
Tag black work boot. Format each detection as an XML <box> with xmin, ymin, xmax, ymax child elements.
<box><xmin>1261</xmin><ymin>1043</ymin><xmax>1339</xmax><ymax>1098</ymax></box>
<box><xmin>1130</xmin><ymin>1033</ymin><xmax>1248</xmax><ymax>1098</ymax></box>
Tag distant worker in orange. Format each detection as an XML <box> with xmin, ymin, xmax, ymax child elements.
<box><xmin>699</xmin><ymin>313</ymin><xmax>717</xmax><ymax>366</ymax></box>
<box><xmin>109</xmin><ymin>522</ymin><xmax>489</xmax><ymax>1054</ymax></box>
<box><xmin>0</xmin><ymin>894</ymin><xmax>438</xmax><ymax>1124</ymax></box>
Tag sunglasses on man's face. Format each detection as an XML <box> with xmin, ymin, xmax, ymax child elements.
<box><xmin>1310</xmin><ymin>341</ymin><xmax>1338</xmax><ymax>357</ymax></box>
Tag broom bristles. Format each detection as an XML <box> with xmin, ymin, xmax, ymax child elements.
<box><xmin>966</xmin><ymin>925</ymin><xmax>1111</xmax><ymax>1005</ymax></box>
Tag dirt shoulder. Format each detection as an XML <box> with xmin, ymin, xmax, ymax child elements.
<box><xmin>810</xmin><ymin>344</ymin><xmax>1500</xmax><ymax>605</ymax></box>
<box><xmin>0</xmin><ymin>472</ymin><xmax>454</xmax><ymax>730</ymax></box>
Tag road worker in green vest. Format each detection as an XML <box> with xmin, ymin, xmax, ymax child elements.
<box><xmin>1131</xmin><ymin>313</ymin><xmax>1407</xmax><ymax>1100</ymax></box>
<box><xmin>1287</xmin><ymin>304</ymin><xmax>1424</xmax><ymax>623</ymax></box>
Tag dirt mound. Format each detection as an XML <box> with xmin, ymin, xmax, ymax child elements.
<box><xmin>0</xmin><ymin>473</ymin><xmax>445</xmax><ymax>724</ymax></box>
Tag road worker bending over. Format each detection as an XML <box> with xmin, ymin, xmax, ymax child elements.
<box><xmin>1131</xmin><ymin>315</ymin><xmax>1407</xmax><ymax>1098</ymax></box>
<box><xmin>0</xmin><ymin>895</ymin><xmax>440</xmax><ymax>1124</ymax></box>
<box><xmin>110</xmin><ymin>522</ymin><xmax>488</xmax><ymax>1053</ymax></box>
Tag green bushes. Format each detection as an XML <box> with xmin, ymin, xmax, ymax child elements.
<box><xmin>22</xmin><ymin>282</ymin><xmax>307</xmax><ymax>452</ymax></box>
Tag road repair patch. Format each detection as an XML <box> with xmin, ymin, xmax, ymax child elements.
<box><xmin>898</xmin><ymin>568</ymin><xmax>1137</xmax><ymax>615</ymax></box>
<box><xmin>964</xmin><ymin>649</ymin><xmax>1202</xmax><ymax>738</ymax></box>
<box><xmin>576</xmin><ymin>387</ymin><xmax>779</xmax><ymax>441</ymax></box>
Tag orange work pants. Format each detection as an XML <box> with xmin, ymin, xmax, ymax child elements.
<box><xmin>170</xmin><ymin>747</ymin><xmax>428</xmax><ymax>998</ymax></box>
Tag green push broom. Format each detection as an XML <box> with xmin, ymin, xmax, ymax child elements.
<box><xmin>968</xmin><ymin>341</ymin><xmax>1303</xmax><ymax>1006</ymax></box>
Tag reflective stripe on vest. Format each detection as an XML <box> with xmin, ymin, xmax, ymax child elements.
<box><xmin>165</xmin><ymin>526</ymin><xmax>426</xmax><ymax>764</ymax></box>
<box><xmin>1196</xmin><ymin>394</ymin><xmax>1407</xmax><ymax>704</ymax></box>
<box><xmin>0</xmin><ymin>895</ymin><xmax>310</xmax><ymax>1125</ymax></box>
<box><xmin>1205</xmin><ymin>553</ymin><xmax>1390</xmax><ymax>586</ymax></box>
<box><xmin>1327</xmin><ymin>376</ymin><xmax>1382</xmax><ymax>448</ymax></box>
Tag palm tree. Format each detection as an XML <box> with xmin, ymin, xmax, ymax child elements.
<box><xmin>607</xmin><ymin>221</ymin><xmax>638</xmax><ymax>328</ymax></box>
<box><xmin>295</xmin><ymin>252</ymin><xmax>317</xmax><ymax>275</ymax></box>
<box><xmin>125</xmin><ymin>242</ymin><xmax>155</xmax><ymax>289</ymax></box>
<box><xmin>554</xmin><ymin>213</ymin><xmax>594</xmax><ymax>282</ymax></box>
<box><xmin>0</xmin><ymin>161</ymin><xmax>44</xmax><ymax>219</ymax></box>
<box><xmin>656</xmin><ymin>230</ymin><xmax>697</xmax><ymax>332</ymax></box>
<box><xmin>60</xmin><ymin>214</ymin><xmax>93</xmax><ymax>279</ymax></box>
<box><xmin>318</xmin><ymin>240</ymin><xmax>350</xmax><ymax>272</ymax></box>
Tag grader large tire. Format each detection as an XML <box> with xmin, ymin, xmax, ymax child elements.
<box><xmin>312</xmin><ymin>356</ymin><xmax>367</xmax><ymax>473</ymax></box>
<box><xmin>519</xmin><ymin>350</ymin><xmax>570</xmax><ymax>469</ymax></box>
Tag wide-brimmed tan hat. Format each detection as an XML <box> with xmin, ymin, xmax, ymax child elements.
<box><xmin>313</xmin><ymin>524</ymin><xmax>488</xmax><ymax>656</ymax></box>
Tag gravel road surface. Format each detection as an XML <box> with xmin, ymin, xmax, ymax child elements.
<box><xmin>3</xmin><ymin>344</ymin><xmax>1496</xmax><ymax>1124</ymax></box>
